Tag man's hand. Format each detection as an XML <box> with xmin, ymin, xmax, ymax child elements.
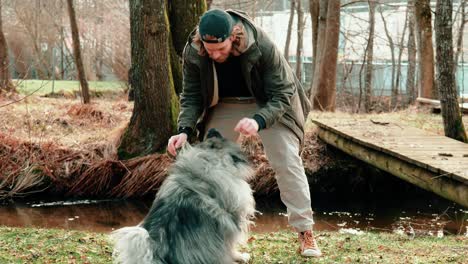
<box><xmin>234</xmin><ymin>118</ymin><xmax>259</xmax><ymax>136</ymax></box>
<box><xmin>167</xmin><ymin>133</ymin><xmax>188</xmax><ymax>156</ymax></box>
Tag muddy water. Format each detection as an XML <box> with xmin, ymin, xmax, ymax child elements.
<box><xmin>0</xmin><ymin>196</ymin><xmax>466</xmax><ymax>236</ymax></box>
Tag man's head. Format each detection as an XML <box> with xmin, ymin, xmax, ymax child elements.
<box><xmin>198</xmin><ymin>9</ymin><xmax>235</xmax><ymax>63</ymax></box>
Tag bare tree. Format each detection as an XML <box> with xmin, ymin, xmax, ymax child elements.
<box><xmin>454</xmin><ymin>0</ymin><xmax>466</xmax><ymax>74</ymax></box>
<box><xmin>364</xmin><ymin>0</ymin><xmax>376</xmax><ymax>113</ymax></box>
<box><xmin>378</xmin><ymin>5</ymin><xmax>397</xmax><ymax>109</ymax></box>
<box><xmin>435</xmin><ymin>0</ymin><xmax>467</xmax><ymax>142</ymax></box>
<box><xmin>284</xmin><ymin>0</ymin><xmax>295</xmax><ymax>63</ymax></box>
<box><xmin>2</xmin><ymin>0</ymin><xmax>132</xmax><ymax>82</ymax></box>
<box><xmin>295</xmin><ymin>0</ymin><xmax>304</xmax><ymax>79</ymax></box>
<box><xmin>311</xmin><ymin>0</ymin><xmax>340</xmax><ymax>111</ymax></box>
<box><xmin>0</xmin><ymin>0</ymin><xmax>14</xmax><ymax>94</ymax></box>
<box><xmin>395</xmin><ymin>6</ymin><xmax>409</xmax><ymax>107</ymax></box>
<box><xmin>415</xmin><ymin>0</ymin><xmax>436</xmax><ymax>99</ymax></box>
<box><xmin>406</xmin><ymin>1</ymin><xmax>418</xmax><ymax>104</ymax></box>
<box><xmin>13</xmin><ymin>0</ymin><xmax>53</xmax><ymax>79</ymax></box>
<box><xmin>66</xmin><ymin>0</ymin><xmax>90</xmax><ymax>103</ymax></box>
<box><xmin>310</xmin><ymin>0</ymin><xmax>319</xmax><ymax>81</ymax></box>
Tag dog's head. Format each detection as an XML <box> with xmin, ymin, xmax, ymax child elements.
<box><xmin>203</xmin><ymin>128</ymin><xmax>249</xmax><ymax>163</ymax></box>
<box><xmin>176</xmin><ymin>128</ymin><xmax>253</xmax><ymax>181</ymax></box>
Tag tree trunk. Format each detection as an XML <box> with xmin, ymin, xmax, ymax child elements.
<box><xmin>310</xmin><ymin>0</ymin><xmax>319</xmax><ymax>84</ymax></box>
<box><xmin>284</xmin><ymin>0</ymin><xmax>295</xmax><ymax>64</ymax></box>
<box><xmin>118</xmin><ymin>0</ymin><xmax>178</xmax><ymax>159</ymax></box>
<box><xmin>94</xmin><ymin>0</ymin><xmax>104</xmax><ymax>81</ymax></box>
<box><xmin>406</xmin><ymin>2</ymin><xmax>418</xmax><ymax>105</ymax></box>
<box><xmin>311</xmin><ymin>0</ymin><xmax>340</xmax><ymax>111</ymax></box>
<box><xmin>295</xmin><ymin>0</ymin><xmax>304</xmax><ymax>80</ymax></box>
<box><xmin>66</xmin><ymin>0</ymin><xmax>90</xmax><ymax>104</ymax></box>
<box><xmin>168</xmin><ymin>1</ymin><xmax>206</xmax><ymax>56</ymax></box>
<box><xmin>415</xmin><ymin>0</ymin><xmax>436</xmax><ymax>99</ymax></box>
<box><xmin>309</xmin><ymin>0</ymin><xmax>328</xmax><ymax>99</ymax></box>
<box><xmin>0</xmin><ymin>1</ymin><xmax>14</xmax><ymax>94</ymax></box>
<box><xmin>168</xmin><ymin>0</ymin><xmax>206</xmax><ymax>95</ymax></box>
<box><xmin>434</xmin><ymin>0</ymin><xmax>467</xmax><ymax>142</ymax></box>
<box><xmin>207</xmin><ymin>0</ymin><xmax>213</xmax><ymax>9</ymax></box>
<box><xmin>379</xmin><ymin>5</ymin><xmax>397</xmax><ymax>109</ymax></box>
<box><xmin>364</xmin><ymin>0</ymin><xmax>376</xmax><ymax>113</ymax></box>
<box><xmin>395</xmin><ymin>6</ymin><xmax>409</xmax><ymax>107</ymax></box>
<box><xmin>454</xmin><ymin>0</ymin><xmax>466</xmax><ymax>74</ymax></box>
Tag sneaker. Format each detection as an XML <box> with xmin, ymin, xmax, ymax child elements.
<box><xmin>298</xmin><ymin>230</ymin><xmax>322</xmax><ymax>257</ymax></box>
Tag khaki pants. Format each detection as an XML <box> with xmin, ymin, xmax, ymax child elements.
<box><xmin>205</xmin><ymin>102</ymin><xmax>314</xmax><ymax>232</ymax></box>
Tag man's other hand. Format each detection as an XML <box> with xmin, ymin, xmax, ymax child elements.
<box><xmin>234</xmin><ymin>118</ymin><xmax>259</xmax><ymax>136</ymax></box>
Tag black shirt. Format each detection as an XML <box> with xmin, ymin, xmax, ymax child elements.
<box><xmin>214</xmin><ymin>55</ymin><xmax>252</xmax><ymax>98</ymax></box>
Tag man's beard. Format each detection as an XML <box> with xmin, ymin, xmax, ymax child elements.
<box><xmin>211</xmin><ymin>53</ymin><xmax>234</xmax><ymax>63</ymax></box>
<box><xmin>212</xmin><ymin>54</ymin><xmax>230</xmax><ymax>63</ymax></box>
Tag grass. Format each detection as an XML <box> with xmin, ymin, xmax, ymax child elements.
<box><xmin>248</xmin><ymin>231</ymin><xmax>467</xmax><ymax>263</ymax></box>
<box><xmin>0</xmin><ymin>227</ymin><xmax>112</xmax><ymax>264</ymax></box>
<box><xmin>13</xmin><ymin>79</ymin><xmax>127</xmax><ymax>96</ymax></box>
<box><xmin>0</xmin><ymin>227</ymin><xmax>466</xmax><ymax>264</ymax></box>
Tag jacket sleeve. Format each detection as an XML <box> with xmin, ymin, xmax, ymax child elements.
<box><xmin>255</xmin><ymin>37</ymin><xmax>296</xmax><ymax>128</ymax></box>
<box><xmin>177</xmin><ymin>45</ymin><xmax>204</xmax><ymax>132</ymax></box>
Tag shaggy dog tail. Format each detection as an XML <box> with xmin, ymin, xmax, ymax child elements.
<box><xmin>111</xmin><ymin>226</ymin><xmax>163</xmax><ymax>264</ymax></box>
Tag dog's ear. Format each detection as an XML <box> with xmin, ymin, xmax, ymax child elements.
<box><xmin>230</xmin><ymin>154</ymin><xmax>247</xmax><ymax>164</ymax></box>
<box><xmin>206</xmin><ymin>128</ymin><xmax>223</xmax><ymax>139</ymax></box>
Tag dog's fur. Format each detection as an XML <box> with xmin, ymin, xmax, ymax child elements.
<box><xmin>111</xmin><ymin>129</ymin><xmax>256</xmax><ymax>264</ymax></box>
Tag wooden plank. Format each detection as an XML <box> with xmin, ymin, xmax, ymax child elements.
<box><xmin>417</xmin><ymin>97</ymin><xmax>468</xmax><ymax>113</ymax></box>
<box><xmin>316</xmin><ymin>128</ymin><xmax>468</xmax><ymax>207</ymax></box>
<box><xmin>312</xmin><ymin>119</ymin><xmax>468</xmax><ymax>184</ymax></box>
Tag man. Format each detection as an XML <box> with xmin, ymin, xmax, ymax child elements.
<box><xmin>167</xmin><ymin>8</ymin><xmax>321</xmax><ymax>257</ymax></box>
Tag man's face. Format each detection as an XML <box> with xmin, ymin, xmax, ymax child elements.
<box><xmin>203</xmin><ymin>36</ymin><xmax>234</xmax><ymax>63</ymax></box>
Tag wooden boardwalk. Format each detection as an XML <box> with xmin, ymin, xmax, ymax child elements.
<box><xmin>312</xmin><ymin>118</ymin><xmax>468</xmax><ymax>207</ymax></box>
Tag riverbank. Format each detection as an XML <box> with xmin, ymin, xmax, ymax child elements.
<box><xmin>2</xmin><ymin>92</ymin><xmax>467</xmax><ymax>200</ymax></box>
<box><xmin>0</xmin><ymin>226</ymin><xmax>466</xmax><ymax>263</ymax></box>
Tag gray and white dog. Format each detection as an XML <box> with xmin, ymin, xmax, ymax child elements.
<box><xmin>111</xmin><ymin>129</ymin><xmax>256</xmax><ymax>264</ymax></box>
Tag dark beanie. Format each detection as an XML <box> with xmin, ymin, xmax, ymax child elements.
<box><xmin>199</xmin><ymin>9</ymin><xmax>234</xmax><ymax>43</ymax></box>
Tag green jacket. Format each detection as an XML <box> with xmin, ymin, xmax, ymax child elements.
<box><xmin>178</xmin><ymin>10</ymin><xmax>311</xmax><ymax>143</ymax></box>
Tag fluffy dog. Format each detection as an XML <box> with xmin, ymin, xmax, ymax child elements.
<box><xmin>111</xmin><ymin>129</ymin><xmax>256</xmax><ymax>264</ymax></box>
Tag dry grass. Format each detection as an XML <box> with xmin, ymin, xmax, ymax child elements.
<box><xmin>0</xmin><ymin>95</ymin><xmax>132</xmax><ymax>199</ymax></box>
<box><xmin>0</xmin><ymin>95</ymin><xmax>132</xmax><ymax>151</ymax></box>
<box><xmin>111</xmin><ymin>154</ymin><xmax>172</xmax><ymax>198</ymax></box>
<box><xmin>67</xmin><ymin>159</ymin><xmax>128</xmax><ymax>196</ymax></box>
<box><xmin>306</xmin><ymin>105</ymin><xmax>468</xmax><ymax>135</ymax></box>
<box><xmin>241</xmin><ymin>136</ymin><xmax>278</xmax><ymax>195</ymax></box>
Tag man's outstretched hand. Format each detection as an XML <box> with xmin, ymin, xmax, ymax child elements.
<box><xmin>167</xmin><ymin>133</ymin><xmax>188</xmax><ymax>156</ymax></box>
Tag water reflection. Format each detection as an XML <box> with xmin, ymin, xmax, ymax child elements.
<box><xmin>0</xmin><ymin>197</ymin><xmax>466</xmax><ymax>236</ymax></box>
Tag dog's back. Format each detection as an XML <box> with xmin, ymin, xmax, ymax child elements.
<box><xmin>111</xmin><ymin>130</ymin><xmax>255</xmax><ymax>264</ymax></box>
